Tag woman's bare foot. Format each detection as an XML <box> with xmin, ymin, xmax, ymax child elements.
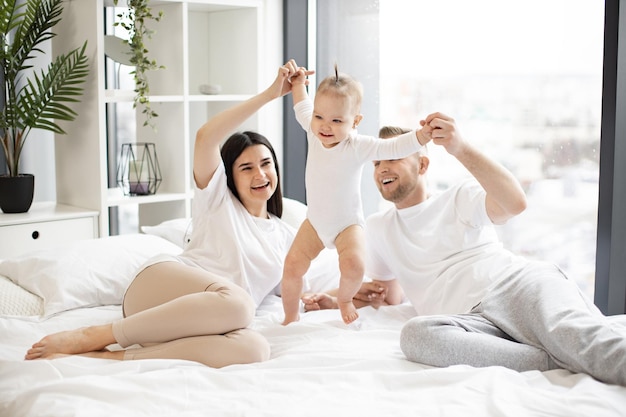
<box><xmin>301</xmin><ymin>293</ymin><xmax>338</xmax><ymax>312</ymax></box>
<box><xmin>36</xmin><ymin>349</ymin><xmax>125</xmax><ymax>361</ymax></box>
<box><xmin>25</xmin><ymin>324</ymin><xmax>116</xmax><ymax>360</ymax></box>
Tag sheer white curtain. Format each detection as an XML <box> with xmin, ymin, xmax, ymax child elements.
<box><xmin>315</xmin><ymin>0</ymin><xmax>381</xmax><ymax>215</ymax></box>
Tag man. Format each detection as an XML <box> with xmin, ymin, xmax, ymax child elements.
<box><xmin>304</xmin><ymin>112</ymin><xmax>626</xmax><ymax>386</ymax></box>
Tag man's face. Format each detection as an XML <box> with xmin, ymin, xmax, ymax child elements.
<box><xmin>373</xmin><ymin>154</ymin><xmax>422</xmax><ymax>208</ymax></box>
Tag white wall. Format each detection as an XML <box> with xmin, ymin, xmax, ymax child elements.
<box><xmin>19</xmin><ymin>35</ymin><xmax>56</xmax><ymax>202</ymax></box>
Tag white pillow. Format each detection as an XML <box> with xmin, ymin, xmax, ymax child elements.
<box><xmin>0</xmin><ymin>275</ymin><xmax>43</xmax><ymax>316</ymax></box>
<box><xmin>0</xmin><ymin>234</ymin><xmax>182</xmax><ymax>317</ymax></box>
<box><xmin>141</xmin><ymin>218</ymin><xmax>192</xmax><ymax>248</ymax></box>
<box><xmin>281</xmin><ymin>197</ymin><xmax>307</xmax><ymax>229</ymax></box>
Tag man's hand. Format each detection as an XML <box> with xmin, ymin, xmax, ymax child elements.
<box><xmin>353</xmin><ymin>281</ymin><xmax>388</xmax><ymax>306</ymax></box>
<box><xmin>421</xmin><ymin>112</ymin><xmax>527</xmax><ymax>224</ymax></box>
<box><xmin>301</xmin><ymin>281</ymin><xmax>393</xmax><ymax>313</ymax></box>
<box><xmin>422</xmin><ymin>112</ymin><xmax>466</xmax><ymax>156</ymax></box>
<box><xmin>302</xmin><ymin>293</ymin><xmax>338</xmax><ymax>312</ymax></box>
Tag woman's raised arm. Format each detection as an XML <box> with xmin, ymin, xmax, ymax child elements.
<box><xmin>193</xmin><ymin>61</ymin><xmax>301</xmax><ymax>189</ymax></box>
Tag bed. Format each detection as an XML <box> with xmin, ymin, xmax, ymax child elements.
<box><xmin>1</xmin><ymin>200</ymin><xmax>625</xmax><ymax>417</ymax></box>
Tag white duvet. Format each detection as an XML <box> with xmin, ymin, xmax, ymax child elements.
<box><xmin>1</xmin><ymin>296</ymin><xmax>625</xmax><ymax>417</ymax></box>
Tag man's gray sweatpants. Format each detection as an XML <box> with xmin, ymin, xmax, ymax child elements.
<box><xmin>400</xmin><ymin>262</ymin><xmax>626</xmax><ymax>386</ymax></box>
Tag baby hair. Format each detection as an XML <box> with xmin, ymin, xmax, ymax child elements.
<box><xmin>317</xmin><ymin>63</ymin><xmax>363</xmax><ymax>113</ymax></box>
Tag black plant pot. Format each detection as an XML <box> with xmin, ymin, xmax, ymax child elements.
<box><xmin>0</xmin><ymin>174</ymin><xmax>35</xmax><ymax>213</ymax></box>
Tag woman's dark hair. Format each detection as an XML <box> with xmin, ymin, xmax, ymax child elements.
<box><xmin>220</xmin><ymin>131</ymin><xmax>283</xmax><ymax>217</ymax></box>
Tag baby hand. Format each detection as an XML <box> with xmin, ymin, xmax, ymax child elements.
<box><xmin>416</xmin><ymin>122</ymin><xmax>433</xmax><ymax>145</ymax></box>
<box><xmin>289</xmin><ymin>67</ymin><xmax>314</xmax><ymax>86</ymax></box>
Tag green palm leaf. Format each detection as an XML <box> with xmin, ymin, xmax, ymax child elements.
<box><xmin>11</xmin><ymin>0</ymin><xmax>63</xmax><ymax>74</ymax></box>
<box><xmin>0</xmin><ymin>0</ymin><xmax>24</xmax><ymax>38</ymax></box>
<box><xmin>0</xmin><ymin>0</ymin><xmax>89</xmax><ymax>177</ymax></box>
<box><xmin>17</xmin><ymin>42</ymin><xmax>89</xmax><ymax>135</ymax></box>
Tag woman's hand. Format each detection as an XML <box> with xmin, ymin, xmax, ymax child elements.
<box><xmin>278</xmin><ymin>59</ymin><xmax>314</xmax><ymax>93</ymax></box>
<box><xmin>282</xmin><ymin>59</ymin><xmax>315</xmax><ymax>105</ymax></box>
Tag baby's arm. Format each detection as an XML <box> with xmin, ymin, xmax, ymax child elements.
<box><xmin>415</xmin><ymin>127</ymin><xmax>431</xmax><ymax>146</ymax></box>
<box><xmin>289</xmin><ymin>66</ymin><xmax>311</xmax><ymax>106</ymax></box>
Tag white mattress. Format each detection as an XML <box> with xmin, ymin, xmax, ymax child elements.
<box><xmin>1</xmin><ymin>291</ymin><xmax>625</xmax><ymax>416</ymax></box>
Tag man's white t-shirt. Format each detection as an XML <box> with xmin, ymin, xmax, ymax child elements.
<box><xmin>365</xmin><ymin>179</ymin><xmax>527</xmax><ymax>315</ymax></box>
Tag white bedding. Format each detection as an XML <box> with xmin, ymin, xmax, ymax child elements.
<box><xmin>1</xmin><ymin>203</ymin><xmax>625</xmax><ymax>416</ymax></box>
<box><xmin>2</xmin><ymin>295</ymin><xmax>626</xmax><ymax>417</ymax></box>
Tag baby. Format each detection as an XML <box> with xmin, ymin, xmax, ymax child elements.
<box><xmin>281</xmin><ymin>60</ymin><xmax>429</xmax><ymax>325</ymax></box>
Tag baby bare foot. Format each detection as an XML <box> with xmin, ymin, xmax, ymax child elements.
<box><xmin>25</xmin><ymin>324</ymin><xmax>115</xmax><ymax>360</ymax></box>
<box><xmin>338</xmin><ymin>301</ymin><xmax>358</xmax><ymax>324</ymax></box>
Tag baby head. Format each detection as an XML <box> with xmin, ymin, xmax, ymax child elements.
<box><xmin>312</xmin><ymin>65</ymin><xmax>363</xmax><ymax>148</ymax></box>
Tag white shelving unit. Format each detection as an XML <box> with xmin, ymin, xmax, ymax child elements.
<box><xmin>52</xmin><ymin>0</ymin><xmax>266</xmax><ymax>237</ymax></box>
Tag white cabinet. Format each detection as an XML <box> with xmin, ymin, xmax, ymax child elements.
<box><xmin>0</xmin><ymin>203</ymin><xmax>98</xmax><ymax>258</ymax></box>
<box><xmin>52</xmin><ymin>0</ymin><xmax>270</xmax><ymax>236</ymax></box>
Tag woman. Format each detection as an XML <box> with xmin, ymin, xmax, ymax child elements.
<box><xmin>25</xmin><ymin>61</ymin><xmax>309</xmax><ymax>367</ymax></box>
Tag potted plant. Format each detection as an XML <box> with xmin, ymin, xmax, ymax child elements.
<box><xmin>0</xmin><ymin>0</ymin><xmax>89</xmax><ymax>213</ymax></box>
<box><xmin>112</xmin><ymin>0</ymin><xmax>163</xmax><ymax>129</ymax></box>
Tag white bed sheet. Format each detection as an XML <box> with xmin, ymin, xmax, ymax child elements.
<box><xmin>1</xmin><ymin>295</ymin><xmax>626</xmax><ymax>417</ymax></box>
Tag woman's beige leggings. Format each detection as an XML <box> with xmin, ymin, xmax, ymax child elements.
<box><xmin>110</xmin><ymin>261</ymin><xmax>270</xmax><ymax>367</ymax></box>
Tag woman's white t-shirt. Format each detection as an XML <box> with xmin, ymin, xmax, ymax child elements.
<box><xmin>365</xmin><ymin>179</ymin><xmax>527</xmax><ymax>315</ymax></box>
<box><xmin>177</xmin><ymin>163</ymin><xmax>295</xmax><ymax>307</ymax></box>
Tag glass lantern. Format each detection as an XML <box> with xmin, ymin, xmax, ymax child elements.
<box><xmin>116</xmin><ymin>142</ymin><xmax>162</xmax><ymax>196</ymax></box>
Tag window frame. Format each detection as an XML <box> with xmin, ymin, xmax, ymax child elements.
<box><xmin>595</xmin><ymin>0</ymin><xmax>626</xmax><ymax>315</ymax></box>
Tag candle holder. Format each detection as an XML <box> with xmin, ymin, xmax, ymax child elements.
<box><xmin>117</xmin><ymin>142</ymin><xmax>162</xmax><ymax>196</ymax></box>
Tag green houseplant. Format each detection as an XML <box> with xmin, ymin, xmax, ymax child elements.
<box><xmin>113</xmin><ymin>0</ymin><xmax>163</xmax><ymax>129</ymax></box>
<box><xmin>0</xmin><ymin>0</ymin><xmax>89</xmax><ymax>213</ymax></box>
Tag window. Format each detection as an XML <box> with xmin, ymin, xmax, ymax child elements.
<box><xmin>313</xmin><ymin>0</ymin><xmax>604</xmax><ymax>300</ymax></box>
